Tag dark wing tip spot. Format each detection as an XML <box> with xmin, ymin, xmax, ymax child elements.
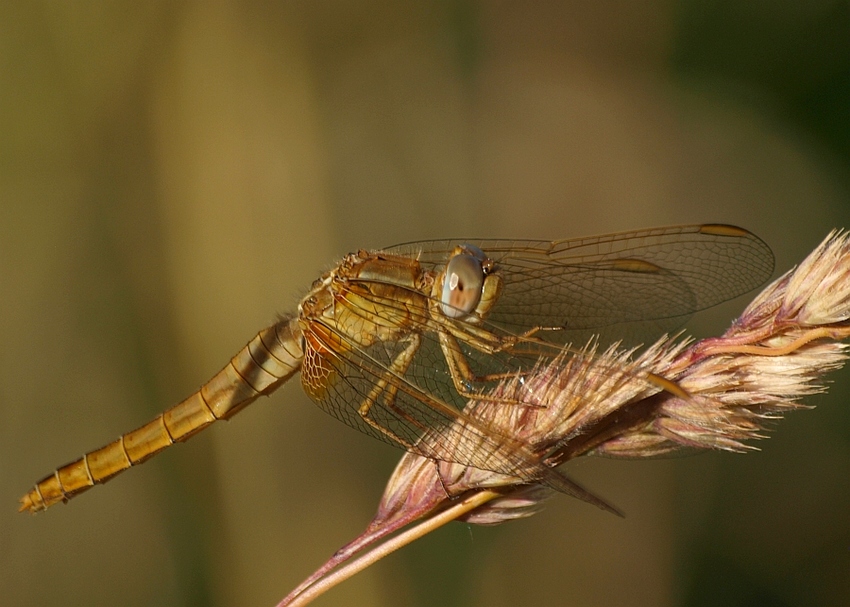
<box><xmin>608</xmin><ymin>258</ymin><xmax>663</xmax><ymax>274</ymax></box>
<box><xmin>699</xmin><ymin>224</ymin><xmax>751</xmax><ymax>238</ymax></box>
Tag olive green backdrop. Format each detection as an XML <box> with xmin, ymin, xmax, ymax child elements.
<box><xmin>2</xmin><ymin>2</ymin><xmax>848</xmax><ymax>606</ymax></box>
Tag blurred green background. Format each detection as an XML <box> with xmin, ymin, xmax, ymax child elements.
<box><xmin>2</xmin><ymin>2</ymin><xmax>849</xmax><ymax>606</ymax></box>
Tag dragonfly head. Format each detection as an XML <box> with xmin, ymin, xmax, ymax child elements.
<box><xmin>438</xmin><ymin>245</ymin><xmax>502</xmax><ymax>323</ymax></box>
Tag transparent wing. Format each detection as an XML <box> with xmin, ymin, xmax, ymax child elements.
<box><xmin>302</xmin><ymin>311</ymin><xmax>553</xmax><ymax>479</ymax></box>
<box><xmin>303</xmin><ymin>303</ymin><xmax>642</xmax><ymax>512</ymax></box>
<box><xmin>385</xmin><ymin>224</ymin><xmax>775</xmax><ymax>347</ymax></box>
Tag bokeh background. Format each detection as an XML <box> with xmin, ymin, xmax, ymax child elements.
<box><xmin>2</xmin><ymin>2</ymin><xmax>849</xmax><ymax>606</ymax></box>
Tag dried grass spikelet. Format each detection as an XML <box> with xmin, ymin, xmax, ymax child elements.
<box><xmin>278</xmin><ymin>230</ymin><xmax>850</xmax><ymax>607</ymax></box>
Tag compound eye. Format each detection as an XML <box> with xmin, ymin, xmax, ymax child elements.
<box><xmin>440</xmin><ymin>253</ymin><xmax>485</xmax><ymax>318</ymax></box>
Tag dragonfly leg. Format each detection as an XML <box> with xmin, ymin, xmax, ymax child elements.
<box><xmin>437</xmin><ymin>329</ymin><xmax>545</xmax><ymax>407</ymax></box>
<box><xmin>357</xmin><ymin>333</ymin><xmax>425</xmax><ymax>449</ymax></box>
<box><xmin>488</xmin><ymin>325</ymin><xmax>563</xmax><ymax>354</ymax></box>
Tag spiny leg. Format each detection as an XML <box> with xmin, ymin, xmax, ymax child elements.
<box><xmin>355</xmin><ymin>332</ymin><xmax>517</xmax><ymax>463</ymax></box>
<box><xmin>436</xmin><ymin>328</ymin><xmax>550</xmax><ymax>406</ymax></box>
<box><xmin>357</xmin><ymin>333</ymin><xmax>426</xmax><ymax>449</ymax></box>
<box><xmin>351</xmin><ymin>333</ymin><xmax>561</xmax><ymax>486</ymax></box>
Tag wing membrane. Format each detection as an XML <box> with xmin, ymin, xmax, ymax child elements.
<box><xmin>385</xmin><ymin>224</ymin><xmax>774</xmax><ymax>346</ymax></box>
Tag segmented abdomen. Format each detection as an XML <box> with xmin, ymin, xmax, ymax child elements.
<box><xmin>19</xmin><ymin>317</ymin><xmax>304</xmax><ymax>513</ymax></box>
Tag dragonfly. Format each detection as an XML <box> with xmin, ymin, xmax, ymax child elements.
<box><xmin>19</xmin><ymin>224</ymin><xmax>774</xmax><ymax>515</ymax></box>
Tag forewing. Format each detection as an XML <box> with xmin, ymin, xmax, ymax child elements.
<box><xmin>385</xmin><ymin>224</ymin><xmax>774</xmax><ymax>347</ymax></box>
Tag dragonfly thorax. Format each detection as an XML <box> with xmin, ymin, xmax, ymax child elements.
<box><xmin>298</xmin><ymin>251</ymin><xmax>436</xmax><ymax>354</ymax></box>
